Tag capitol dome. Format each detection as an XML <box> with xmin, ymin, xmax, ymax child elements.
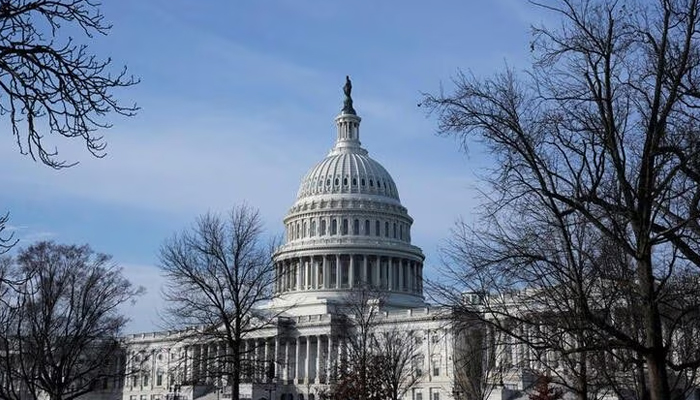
<box><xmin>271</xmin><ymin>78</ymin><xmax>425</xmax><ymax>315</ymax></box>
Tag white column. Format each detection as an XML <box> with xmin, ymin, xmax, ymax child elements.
<box><xmin>362</xmin><ymin>255</ymin><xmax>368</xmax><ymax>286</ymax></box>
<box><xmin>315</xmin><ymin>335</ymin><xmax>322</xmax><ymax>384</ymax></box>
<box><xmin>388</xmin><ymin>258</ymin><xmax>394</xmax><ymax>290</ymax></box>
<box><xmin>327</xmin><ymin>335</ymin><xmax>333</xmax><ymax>382</ymax></box>
<box><xmin>305</xmin><ymin>337</ymin><xmax>311</xmax><ymax>383</ymax></box>
<box><xmin>374</xmin><ymin>257</ymin><xmax>381</xmax><ymax>287</ymax></box>
<box><xmin>335</xmin><ymin>254</ymin><xmax>341</xmax><ymax>288</ymax></box>
<box><xmin>264</xmin><ymin>339</ymin><xmax>270</xmax><ymax>381</ymax></box>
<box><xmin>295</xmin><ymin>338</ymin><xmax>301</xmax><ymax>383</ymax></box>
<box><xmin>275</xmin><ymin>337</ymin><xmax>281</xmax><ymax>380</ymax></box>
<box><xmin>349</xmin><ymin>255</ymin><xmax>355</xmax><ymax>288</ymax></box>
<box><xmin>284</xmin><ymin>340</ymin><xmax>290</xmax><ymax>381</ymax></box>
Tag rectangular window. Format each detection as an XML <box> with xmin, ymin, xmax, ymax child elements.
<box><xmin>353</xmin><ymin>219</ymin><xmax>359</xmax><ymax>235</ymax></box>
<box><xmin>131</xmin><ymin>376</ymin><xmax>137</xmax><ymax>388</ymax></box>
<box><xmin>432</xmin><ymin>392</ymin><xmax>440</xmax><ymax>400</ymax></box>
<box><xmin>416</xmin><ymin>393</ymin><xmax>423</xmax><ymax>400</ymax></box>
<box><xmin>130</xmin><ymin>396</ymin><xmax>137</xmax><ymax>400</ymax></box>
<box><xmin>141</xmin><ymin>396</ymin><xmax>148</xmax><ymax>400</ymax></box>
<box><xmin>143</xmin><ymin>374</ymin><xmax>149</xmax><ymax>386</ymax></box>
<box><xmin>365</xmin><ymin>220</ymin><xmax>370</xmax><ymax>236</ymax></box>
<box><xmin>156</xmin><ymin>373</ymin><xmax>163</xmax><ymax>386</ymax></box>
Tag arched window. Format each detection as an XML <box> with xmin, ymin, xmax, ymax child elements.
<box><xmin>331</xmin><ymin>219</ymin><xmax>338</xmax><ymax>235</ymax></box>
<box><xmin>399</xmin><ymin>224</ymin><xmax>403</xmax><ymax>240</ymax></box>
<box><xmin>353</xmin><ymin>219</ymin><xmax>360</xmax><ymax>235</ymax></box>
<box><xmin>393</xmin><ymin>223</ymin><xmax>397</xmax><ymax>238</ymax></box>
<box><xmin>303</xmin><ymin>221</ymin><xmax>307</xmax><ymax>238</ymax></box>
<box><xmin>342</xmin><ymin>219</ymin><xmax>348</xmax><ymax>235</ymax></box>
<box><xmin>352</xmin><ymin>178</ymin><xmax>357</xmax><ymax>186</ymax></box>
<box><xmin>375</xmin><ymin>220</ymin><xmax>381</xmax><ymax>236</ymax></box>
<box><xmin>343</xmin><ymin>177</ymin><xmax>348</xmax><ymax>186</ymax></box>
<box><xmin>365</xmin><ymin>220</ymin><xmax>370</xmax><ymax>236</ymax></box>
<box><xmin>385</xmin><ymin>221</ymin><xmax>389</xmax><ymax>237</ymax></box>
<box><xmin>310</xmin><ymin>220</ymin><xmax>316</xmax><ymax>237</ymax></box>
<box><xmin>320</xmin><ymin>220</ymin><xmax>327</xmax><ymax>236</ymax></box>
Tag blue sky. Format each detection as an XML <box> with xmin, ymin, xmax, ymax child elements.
<box><xmin>2</xmin><ymin>0</ymin><xmax>546</xmax><ymax>333</ymax></box>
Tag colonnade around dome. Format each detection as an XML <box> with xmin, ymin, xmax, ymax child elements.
<box><xmin>274</xmin><ymin>253</ymin><xmax>423</xmax><ymax>295</ymax></box>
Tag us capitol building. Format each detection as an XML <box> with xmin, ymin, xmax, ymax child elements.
<box><xmin>112</xmin><ymin>80</ymin><xmax>501</xmax><ymax>400</ymax></box>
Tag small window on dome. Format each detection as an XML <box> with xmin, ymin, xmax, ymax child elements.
<box><xmin>352</xmin><ymin>178</ymin><xmax>357</xmax><ymax>186</ymax></box>
<box><xmin>334</xmin><ymin>178</ymin><xmax>339</xmax><ymax>186</ymax></box>
<box><xmin>361</xmin><ymin>178</ymin><xmax>366</xmax><ymax>186</ymax></box>
<box><xmin>326</xmin><ymin>179</ymin><xmax>330</xmax><ymax>186</ymax></box>
<box><xmin>343</xmin><ymin>178</ymin><xmax>348</xmax><ymax>186</ymax></box>
<box><xmin>370</xmin><ymin>179</ymin><xmax>374</xmax><ymax>187</ymax></box>
<box><xmin>377</xmin><ymin>181</ymin><xmax>381</xmax><ymax>188</ymax></box>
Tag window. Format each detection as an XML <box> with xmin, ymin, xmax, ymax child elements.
<box><xmin>143</xmin><ymin>374</ymin><xmax>149</xmax><ymax>386</ymax></box>
<box><xmin>331</xmin><ymin>219</ymin><xmax>337</xmax><ymax>235</ymax></box>
<box><xmin>320</xmin><ymin>220</ymin><xmax>327</xmax><ymax>235</ymax></box>
<box><xmin>393</xmin><ymin>223</ymin><xmax>397</xmax><ymax>238</ymax></box>
<box><xmin>334</xmin><ymin>178</ymin><xmax>339</xmax><ymax>186</ymax></box>
<box><xmin>416</xmin><ymin>393</ymin><xmax>423</xmax><ymax>400</ymax></box>
<box><xmin>385</xmin><ymin>221</ymin><xmax>389</xmax><ymax>237</ymax></box>
<box><xmin>141</xmin><ymin>396</ymin><xmax>148</xmax><ymax>400</ymax></box>
<box><xmin>130</xmin><ymin>396</ymin><xmax>137</xmax><ymax>400</ymax></box>
<box><xmin>343</xmin><ymin>178</ymin><xmax>348</xmax><ymax>186</ymax></box>
<box><xmin>353</xmin><ymin>219</ymin><xmax>359</xmax><ymax>235</ymax></box>
<box><xmin>375</xmin><ymin>221</ymin><xmax>380</xmax><ymax>236</ymax></box>
<box><xmin>310</xmin><ymin>220</ymin><xmax>316</xmax><ymax>236</ymax></box>
<box><xmin>432</xmin><ymin>392</ymin><xmax>440</xmax><ymax>400</ymax></box>
<box><xmin>102</xmin><ymin>377</ymin><xmax>109</xmax><ymax>389</ymax></box>
<box><xmin>156</xmin><ymin>373</ymin><xmax>163</xmax><ymax>386</ymax></box>
<box><xmin>152</xmin><ymin>396</ymin><xmax>161</xmax><ymax>400</ymax></box>
<box><xmin>157</xmin><ymin>353</ymin><xmax>163</xmax><ymax>361</ymax></box>
<box><xmin>370</xmin><ymin>179</ymin><xmax>374</xmax><ymax>187</ymax></box>
<box><xmin>342</xmin><ymin>219</ymin><xmax>348</xmax><ymax>235</ymax></box>
<box><xmin>352</xmin><ymin>178</ymin><xmax>357</xmax><ymax>186</ymax></box>
<box><xmin>361</xmin><ymin>178</ymin><xmax>366</xmax><ymax>186</ymax></box>
<box><xmin>365</xmin><ymin>220</ymin><xmax>370</xmax><ymax>236</ymax></box>
<box><xmin>432</xmin><ymin>356</ymin><xmax>441</xmax><ymax>376</ymax></box>
<box><xmin>131</xmin><ymin>376</ymin><xmax>137</xmax><ymax>388</ymax></box>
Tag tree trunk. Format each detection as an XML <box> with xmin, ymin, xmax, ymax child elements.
<box><xmin>637</xmin><ymin>255</ymin><xmax>670</xmax><ymax>400</ymax></box>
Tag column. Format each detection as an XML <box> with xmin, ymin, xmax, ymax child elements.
<box><xmin>284</xmin><ymin>340</ymin><xmax>290</xmax><ymax>381</ymax></box>
<box><xmin>274</xmin><ymin>337</ymin><xmax>281</xmax><ymax>380</ymax></box>
<box><xmin>388</xmin><ymin>257</ymin><xmax>394</xmax><ymax>291</ymax></box>
<box><xmin>326</xmin><ymin>335</ymin><xmax>333</xmax><ymax>382</ymax></box>
<box><xmin>349</xmin><ymin>255</ymin><xmax>355</xmax><ymax>288</ymax></box>
<box><xmin>295</xmin><ymin>338</ymin><xmax>301</xmax><ymax>383</ymax></box>
<box><xmin>374</xmin><ymin>257</ymin><xmax>381</xmax><ymax>287</ymax></box>
<box><xmin>305</xmin><ymin>336</ymin><xmax>311</xmax><ymax>383</ymax></box>
<box><xmin>264</xmin><ymin>339</ymin><xmax>270</xmax><ymax>381</ymax></box>
<box><xmin>362</xmin><ymin>255</ymin><xmax>368</xmax><ymax>286</ymax></box>
<box><xmin>335</xmin><ymin>254</ymin><xmax>341</xmax><ymax>289</ymax></box>
<box><xmin>315</xmin><ymin>335</ymin><xmax>322</xmax><ymax>384</ymax></box>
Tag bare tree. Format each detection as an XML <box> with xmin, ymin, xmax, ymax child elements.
<box><xmin>0</xmin><ymin>241</ymin><xmax>142</xmax><ymax>400</ymax></box>
<box><xmin>328</xmin><ymin>286</ymin><xmax>421</xmax><ymax>400</ymax></box>
<box><xmin>422</xmin><ymin>1</ymin><xmax>700</xmax><ymax>400</ymax></box>
<box><xmin>374</xmin><ymin>328</ymin><xmax>421</xmax><ymax>400</ymax></box>
<box><xmin>159</xmin><ymin>204</ymin><xmax>279</xmax><ymax>400</ymax></box>
<box><xmin>0</xmin><ymin>0</ymin><xmax>138</xmax><ymax>169</ymax></box>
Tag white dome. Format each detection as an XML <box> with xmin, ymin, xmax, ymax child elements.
<box><xmin>271</xmin><ymin>82</ymin><xmax>426</xmax><ymax>315</ymax></box>
<box><xmin>296</xmin><ymin>149</ymin><xmax>400</xmax><ymax>202</ymax></box>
